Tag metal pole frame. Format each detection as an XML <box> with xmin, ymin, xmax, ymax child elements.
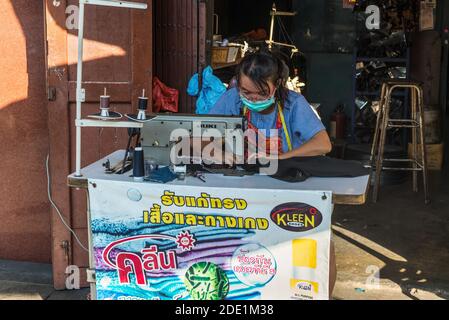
<box><xmin>75</xmin><ymin>0</ymin><xmax>148</xmax><ymax>177</ymax></box>
<box><xmin>73</xmin><ymin>0</ymin><xmax>148</xmax><ymax>300</ymax></box>
<box><xmin>75</xmin><ymin>1</ymin><xmax>85</xmax><ymax>177</ymax></box>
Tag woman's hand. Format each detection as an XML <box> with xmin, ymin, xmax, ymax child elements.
<box><xmin>247</xmin><ymin>152</ymin><xmax>279</xmax><ymax>164</ymax></box>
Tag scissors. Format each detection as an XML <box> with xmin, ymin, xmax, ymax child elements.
<box><xmin>193</xmin><ymin>171</ymin><xmax>206</xmax><ymax>183</ymax></box>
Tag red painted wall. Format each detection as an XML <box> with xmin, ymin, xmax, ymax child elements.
<box><xmin>0</xmin><ymin>1</ymin><xmax>51</xmax><ymax>263</ymax></box>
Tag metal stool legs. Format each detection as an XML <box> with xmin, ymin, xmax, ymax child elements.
<box><xmin>370</xmin><ymin>82</ymin><xmax>430</xmax><ymax>204</ymax></box>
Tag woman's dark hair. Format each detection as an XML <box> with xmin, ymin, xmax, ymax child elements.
<box><xmin>236</xmin><ymin>49</ymin><xmax>290</xmax><ymax>104</ymax></box>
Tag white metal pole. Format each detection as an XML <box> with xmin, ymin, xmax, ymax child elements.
<box><xmin>86</xmin><ymin>193</ymin><xmax>97</xmax><ymax>300</ymax></box>
<box><xmin>75</xmin><ymin>0</ymin><xmax>147</xmax><ymax>177</ymax></box>
<box><xmin>75</xmin><ymin>1</ymin><xmax>85</xmax><ymax>177</ymax></box>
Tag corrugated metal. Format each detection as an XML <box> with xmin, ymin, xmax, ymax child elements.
<box><xmin>154</xmin><ymin>0</ymin><xmax>207</xmax><ymax>114</ymax></box>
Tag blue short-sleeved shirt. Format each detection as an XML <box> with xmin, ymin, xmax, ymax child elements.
<box><xmin>208</xmin><ymin>87</ymin><xmax>326</xmax><ymax>153</ymax></box>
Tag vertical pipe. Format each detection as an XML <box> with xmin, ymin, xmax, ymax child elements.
<box><xmin>412</xmin><ymin>87</ymin><xmax>418</xmax><ymax>192</ymax></box>
<box><xmin>351</xmin><ymin>51</ymin><xmax>357</xmax><ymax>143</ymax></box>
<box><xmin>86</xmin><ymin>191</ymin><xmax>97</xmax><ymax>300</ymax></box>
<box><xmin>373</xmin><ymin>86</ymin><xmax>392</xmax><ymax>202</ymax></box>
<box><xmin>441</xmin><ymin>31</ymin><xmax>449</xmax><ymax>171</ymax></box>
<box><xmin>403</xmin><ymin>48</ymin><xmax>411</xmax><ymax>150</ymax></box>
<box><xmin>214</xmin><ymin>14</ymin><xmax>219</xmax><ymax>35</ymax></box>
<box><xmin>268</xmin><ymin>4</ymin><xmax>276</xmax><ymax>50</ymax></box>
<box><xmin>197</xmin><ymin>0</ymin><xmax>202</xmax><ymax>102</ymax></box>
<box><xmin>371</xmin><ymin>83</ymin><xmax>386</xmax><ymax>169</ymax></box>
<box><xmin>75</xmin><ymin>1</ymin><xmax>85</xmax><ymax>177</ymax></box>
<box><xmin>418</xmin><ymin>87</ymin><xmax>430</xmax><ymax>204</ymax></box>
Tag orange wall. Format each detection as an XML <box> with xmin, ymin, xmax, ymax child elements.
<box><xmin>0</xmin><ymin>1</ymin><xmax>51</xmax><ymax>263</ymax></box>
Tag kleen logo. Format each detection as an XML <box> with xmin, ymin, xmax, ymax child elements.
<box><xmin>270</xmin><ymin>203</ymin><xmax>323</xmax><ymax>232</ymax></box>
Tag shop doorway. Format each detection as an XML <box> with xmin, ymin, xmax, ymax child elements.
<box><xmin>211</xmin><ymin>0</ymin><xmax>298</xmax><ymax>85</ymax></box>
<box><xmin>153</xmin><ymin>0</ymin><xmax>299</xmax><ymax>113</ymax></box>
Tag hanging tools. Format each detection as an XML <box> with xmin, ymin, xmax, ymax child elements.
<box><xmin>267</xmin><ymin>3</ymin><xmax>299</xmax><ymax>58</ymax></box>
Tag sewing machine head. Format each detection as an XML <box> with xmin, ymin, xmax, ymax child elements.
<box><xmin>141</xmin><ymin>114</ymin><xmax>247</xmax><ymax>166</ymax></box>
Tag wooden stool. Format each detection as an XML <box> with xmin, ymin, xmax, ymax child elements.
<box><xmin>370</xmin><ymin>80</ymin><xmax>430</xmax><ymax>204</ymax></box>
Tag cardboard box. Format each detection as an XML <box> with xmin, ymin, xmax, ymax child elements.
<box><xmin>212</xmin><ymin>46</ymin><xmax>240</xmax><ymax>64</ymax></box>
<box><xmin>408</xmin><ymin>143</ymin><xmax>444</xmax><ymax>171</ymax></box>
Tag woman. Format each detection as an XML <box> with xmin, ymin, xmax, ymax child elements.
<box><xmin>209</xmin><ymin>50</ymin><xmax>332</xmax><ymax>160</ymax></box>
<box><xmin>209</xmin><ymin>50</ymin><xmax>336</xmax><ymax>298</ymax></box>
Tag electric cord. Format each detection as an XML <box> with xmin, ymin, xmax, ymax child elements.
<box><xmin>46</xmin><ymin>154</ymin><xmax>89</xmax><ymax>252</ymax></box>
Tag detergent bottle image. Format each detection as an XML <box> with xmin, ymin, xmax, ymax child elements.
<box><xmin>290</xmin><ymin>239</ymin><xmax>320</xmax><ymax>300</ymax></box>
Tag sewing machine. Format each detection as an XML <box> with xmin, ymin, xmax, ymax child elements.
<box><xmin>140</xmin><ymin>114</ymin><xmax>247</xmax><ymax>166</ymax></box>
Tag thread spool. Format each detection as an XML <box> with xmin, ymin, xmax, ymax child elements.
<box><xmin>89</xmin><ymin>87</ymin><xmax>122</xmax><ymax>120</ymax></box>
<box><xmin>100</xmin><ymin>88</ymin><xmax>111</xmax><ymax>117</ymax></box>
<box><xmin>126</xmin><ymin>88</ymin><xmax>155</xmax><ymax>122</ymax></box>
<box><xmin>137</xmin><ymin>89</ymin><xmax>149</xmax><ymax>120</ymax></box>
<box><xmin>133</xmin><ymin>147</ymin><xmax>145</xmax><ymax>182</ymax></box>
<box><xmin>139</xmin><ymin>89</ymin><xmax>149</xmax><ymax>110</ymax></box>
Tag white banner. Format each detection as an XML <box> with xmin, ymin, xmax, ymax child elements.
<box><xmin>88</xmin><ymin>179</ymin><xmax>333</xmax><ymax>300</ymax></box>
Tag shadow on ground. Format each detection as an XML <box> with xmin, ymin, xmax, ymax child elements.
<box><xmin>333</xmin><ymin>171</ymin><xmax>449</xmax><ymax>300</ymax></box>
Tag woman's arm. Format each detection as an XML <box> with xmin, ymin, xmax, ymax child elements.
<box><xmin>278</xmin><ymin>130</ymin><xmax>332</xmax><ymax>160</ymax></box>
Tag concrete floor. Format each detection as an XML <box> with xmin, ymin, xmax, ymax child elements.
<box><xmin>333</xmin><ymin>171</ymin><xmax>449</xmax><ymax>300</ymax></box>
<box><xmin>0</xmin><ymin>260</ymin><xmax>89</xmax><ymax>300</ymax></box>
<box><xmin>0</xmin><ymin>172</ymin><xmax>448</xmax><ymax>300</ymax></box>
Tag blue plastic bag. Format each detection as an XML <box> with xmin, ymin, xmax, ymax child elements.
<box><xmin>187</xmin><ymin>66</ymin><xmax>227</xmax><ymax>114</ymax></box>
